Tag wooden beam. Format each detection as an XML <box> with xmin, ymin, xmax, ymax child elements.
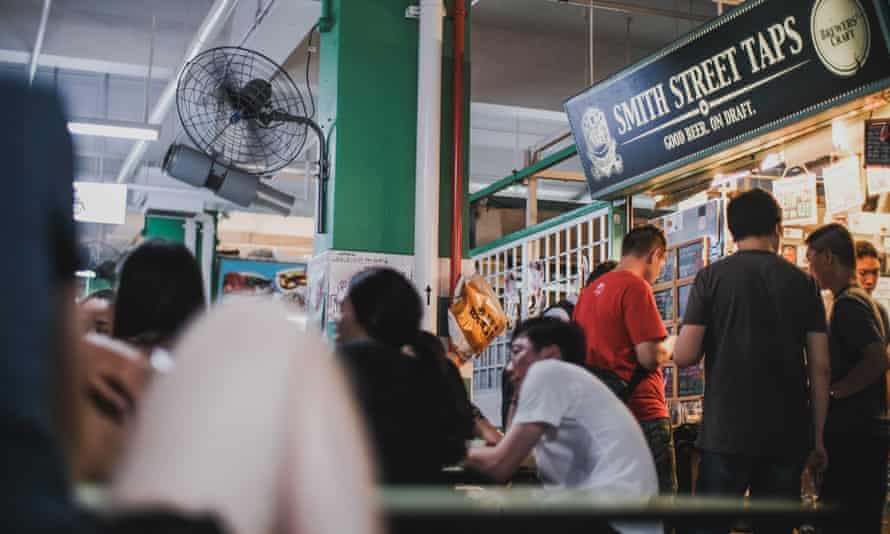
<box><xmin>533</xmin><ymin>170</ymin><xmax>587</xmax><ymax>182</ymax></box>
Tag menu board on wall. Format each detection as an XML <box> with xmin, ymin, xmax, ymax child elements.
<box><xmin>678</xmin><ymin>284</ymin><xmax>692</xmax><ymax>320</ymax></box>
<box><xmin>678</xmin><ymin>241</ymin><xmax>706</xmax><ymax>280</ymax></box>
<box><xmin>655</xmin><ymin>248</ymin><xmax>676</xmax><ymax>285</ymax></box>
<box><xmin>865</xmin><ymin>120</ymin><xmax>890</xmax><ymax>167</ymax></box>
<box><xmin>823</xmin><ymin>157</ymin><xmax>864</xmax><ymax>215</ymax></box>
<box><xmin>654</xmin><ymin>288</ymin><xmax>674</xmax><ymax>322</ymax></box>
<box><xmin>772</xmin><ymin>174</ymin><xmax>818</xmax><ymax>226</ymax></box>
<box><xmin>678</xmin><ymin>363</ymin><xmax>705</xmax><ymax>397</ymax></box>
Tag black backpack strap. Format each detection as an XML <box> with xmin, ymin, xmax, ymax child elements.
<box><xmin>621</xmin><ymin>365</ymin><xmax>650</xmax><ymax>402</ymax></box>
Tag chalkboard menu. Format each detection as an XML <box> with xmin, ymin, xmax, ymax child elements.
<box><xmin>678</xmin><ymin>363</ymin><xmax>705</xmax><ymax>397</ymax></box>
<box><xmin>678</xmin><ymin>241</ymin><xmax>705</xmax><ymax>279</ymax></box>
<box><xmin>655</xmin><ymin>248</ymin><xmax>676</xmax><ymax>285</ymax></box>
<box><xmin>865</xmin><ymin>120</ymin><xmax>890</xmax><ymax>167</ymax></box>
<box><xmin>654</xmin><ymin>288</ymin><xmax>674</xmax><ymax>322</ymax></box>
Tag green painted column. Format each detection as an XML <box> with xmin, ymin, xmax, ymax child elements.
<box><xmin>316</xmin><ymin>0</ymin><xmax>420</xmax><ymax>255</ymax></box>
<box><xmin>315</xmin><ymin>0</ymin><xmax>471</xmax><ymax>259</ymax></box>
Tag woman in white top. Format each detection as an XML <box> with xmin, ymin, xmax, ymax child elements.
<box><xmin>110</xmin><ymin>299</ymin><xmax>380</xmax><ymax>534</ymax></box>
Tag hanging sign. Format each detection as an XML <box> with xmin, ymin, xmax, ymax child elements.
<box><xmin>823</xmin><ymin>157</ymin><xmax>864</xmax><ymax>214</ymax></box>
<box><xmin>566</xmin><ymin>0</ymin><xmax>890</xmax><ymax>199</ymax></box>
<box><xmin>773</xmin><ymin>174</ymin><xmax>819</xmax><ymax>226</ymax></box>
<box><xmin>73</xmin><ymin>182</ymin><xmax>127</xmax><ymax>225</ymax></box>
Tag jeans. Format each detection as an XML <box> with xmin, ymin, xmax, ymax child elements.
<box><xmin>689</xmin><ymin>449</ymin><xmax>804</xmax><ymax>534</ymax></box>
<box><xmin>820</xmin><ymin>432</ymin><xmax>888</xmax><ymax>534</ymax></box>
<box><xmin>641</xmin><ymin>417</ymin><xmax>678</xmax><ymax>494</ymax></box>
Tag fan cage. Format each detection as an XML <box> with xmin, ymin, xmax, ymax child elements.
<box><xmin>176</xmin><ymin>46</ymin><xmax>309</xmax><ymax>176</ymax></box>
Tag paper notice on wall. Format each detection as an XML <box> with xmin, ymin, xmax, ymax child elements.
<box><xmin>867</xmin><ymin>167</ymin><xmax>890</xmax><ymax>196</ymax></box>
<box><xmin>772</xmin><ymin>174</ymin><xmax>818</xmax><ymax>226</ymax></box>
<box><xmin>823</xmin><ymin>157</ymin><xmax>864</xmax><ymax>215</ymax></box>
<box><xmin>873</xmin><ymin>277</ymin><xmax>890</xmax><ymax>302</ymax></box>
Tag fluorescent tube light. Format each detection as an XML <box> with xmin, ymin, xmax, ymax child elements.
<box><xmin>67</xmin><ymin>119</ymin><xmax>160</xmax><ymax>141</ymax></box>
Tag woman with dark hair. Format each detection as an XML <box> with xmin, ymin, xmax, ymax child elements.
<box><xmin>113</xmin><ymin>239</ymin><xmax>205</xmax><ymax>351</ymax></box>
<box><xmin>336</xmin><ymin>268</ymin><xmax>464</xmax><ymax>485</ymax></box>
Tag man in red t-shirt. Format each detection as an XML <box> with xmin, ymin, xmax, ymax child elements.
<box><xmin>573</xmin><ymin>224</ymin><xmax>676</xmax><ymax>493</ymax></box>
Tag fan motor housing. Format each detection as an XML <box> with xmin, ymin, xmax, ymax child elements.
<box><xmin>163</xmin><ymin>144</ymin><xmax>258</xmax><ymax>207</ymax></box>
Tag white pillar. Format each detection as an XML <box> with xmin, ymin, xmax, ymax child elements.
<box><xmin>414</xmin><ymin>0</ymin><xmax>444</xmax><ymax>332</ymax></box>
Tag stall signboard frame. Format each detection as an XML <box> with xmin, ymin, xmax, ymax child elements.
<box><xmin>565</xmin><ymin>0</ymin><xmax>890</xmax><ymax>200</ymax></box>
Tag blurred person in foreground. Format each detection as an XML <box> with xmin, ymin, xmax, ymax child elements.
<box><xmin>335</xmin><ymin>267</ymin><xmax>467</xmax><ymax>484</ymax></box>
<box><xmin>112</xmin><ymin>238</ymin><xmax>205</xmax><ymax>354</ymax></box>
<box><xmin>75</xmin><ymin>239</ymin><xmax>205</xmax><ymax>484</ymax></box>
<box><xmin>673</xmin><ymin>189</ymin><xmax>830</xmax><ymax>534</ymax></box>
<box><xmin>110</xmin><ymin>299</ymin><xmax>380</xmax><ymax>534</ymax></box>
<box><xmin>0</xmin><ymin>77</ymin><xmax>86</xmax><ymax>533</ymax></box>
<box><xmin>807</xmin><ymin>224</ymin><xmax>889</xmax><ymax>534</ymax></box>
<box><xmin>466</xmin><ymin>317</ymin><xmax>660</xmax><ymax>534</ymax></box>
<box><xmin>79</xmin><ymin>289</ymin><xmax>115</xmax><ymax>336</ymax></box>
<box><xmin>573</xmin><ymin>226</ymin><xmax>676</xmax><ymax>494</ymax></box>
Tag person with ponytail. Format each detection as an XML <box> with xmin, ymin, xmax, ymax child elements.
<box><xmin>336</xmin><ymin>268</ymin><xmax>465</xmax><ymax>485</ymax></box>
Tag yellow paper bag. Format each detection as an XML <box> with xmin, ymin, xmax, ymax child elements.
<box><xmin>448</xmin><ymin>274</ymin><xmax>507</xmax><ymax>357</ymax></box>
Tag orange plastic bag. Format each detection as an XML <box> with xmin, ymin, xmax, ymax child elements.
<box><xmin>448</xmin><ymin>274</ymin><xmax>507</xmax><ymax>357</ymax></box>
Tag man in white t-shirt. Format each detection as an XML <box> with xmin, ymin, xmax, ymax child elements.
<box><xmin>465</xmin><ymin>317</ymin><xmax>660</xmax><ymax>534</ymax></box>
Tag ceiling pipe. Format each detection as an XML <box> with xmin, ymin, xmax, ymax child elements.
<box><xmin>28</xmin><ymin>0</ymin><xmax>52</xmax><ymax>85</ymax></box>
<box><xmin>115</xmin><ymin>0</ymin><xmax>241</xmax><ymax>184</ymax></box>
<box><xmin>549</xmin><ymin>0</ymin><xmax>710</xmax><ymax>23</ymax></box>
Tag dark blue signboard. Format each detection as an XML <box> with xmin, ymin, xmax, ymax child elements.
<box><xmin>566</xmin><ymin>0</ymin><xmax>890</xmax><ymax>199</ymax></box>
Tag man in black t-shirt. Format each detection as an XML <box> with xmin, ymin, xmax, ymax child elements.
<box><xmin>807</xmin><ymin>224</ymin><xmax>889</xmax><ymax>534</ymax></box>
<box><xmin>674</xmin><ymin>189</ymin><xmax>831</xmax><ymax>534</ymax></box>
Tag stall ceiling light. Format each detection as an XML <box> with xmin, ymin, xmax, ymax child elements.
<box><xmin>67</xmin><ymin>119</ymin><xmax>160</xmax><ymax>141</ymax></box>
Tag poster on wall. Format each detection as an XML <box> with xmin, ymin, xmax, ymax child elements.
<box><xmin>823</xmin><ymin>157</ymin><xmax>864</xmax><ymax>215</ymax></box>
<box><xmin>217</xmin><ymin>257</ymin><xmax>308</xmax><ymax>308</ymax></box>
<box><xmin>307</xmin><ymin>250</ymin><xmax>414</xmax><ymax>339</ymax></box>
<box><xmin>772</xmin><ymin>174</ymin><xmax>818</xmax><ymax>226</ymax></box>
<box><xmin>867</xmin><ymin>167</ymin><xmax>890</xmax><ymax>196</ymax></box>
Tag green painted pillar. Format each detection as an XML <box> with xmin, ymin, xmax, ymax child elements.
<box><xmin>315</xmin><ymin>0</ymin><xmax>420</xmax><ymax>255</ymax></box>
<box><xmin>315</xmin><ymin>0</ymin><xmax>471</xmax><ymax>258</ymax></box>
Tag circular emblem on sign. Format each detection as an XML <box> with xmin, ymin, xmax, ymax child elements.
<box><xmin>580</xmin><ymin>107</ymin><xmax>624</xmax><ymax>181</ymax></box>
<box><xmin>811</xmin><ymin>0</ymin><xmax>870</xmax><ymax>77</ymax></box>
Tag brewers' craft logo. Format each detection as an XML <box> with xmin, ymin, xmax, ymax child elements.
<box><xmin>581</xmin><ymin>107</ymin><xmax>624</xmax><ymax>181</ymax></box>
<box><xmin>811</xmin><ymin>0</ymin><xmax>870</xmax><ymax>77</ymax></box>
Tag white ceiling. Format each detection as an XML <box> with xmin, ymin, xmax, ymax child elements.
<box><xmin>0</xmin><ymin>0</ymin><xmax>720</xmax><ymax>250</ymax></box>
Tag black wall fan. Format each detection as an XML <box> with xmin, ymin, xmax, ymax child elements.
<box><xmin>163</xmin><ymin>46</ymin><xmax>329</xmax><ymax>231</ymax></box>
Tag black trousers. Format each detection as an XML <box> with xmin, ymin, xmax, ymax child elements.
<box><xmin>821</xmin><ymin>431</ymin><xmax>888</xmax><ymax>534</ymax></box>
